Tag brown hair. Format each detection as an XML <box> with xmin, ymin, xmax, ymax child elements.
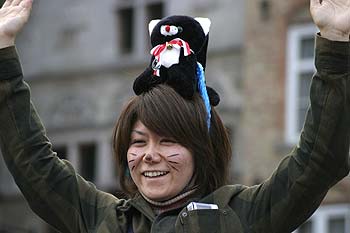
<box><xmin>113</xmin><ymin>85</ymin><xmax>231</xmax><ymax>197</ymax></box>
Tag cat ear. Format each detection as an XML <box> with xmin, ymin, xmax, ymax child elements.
<box><xmin>149</xmin><ymin>19</ymin><xmax>161</xmax><ymax>36</ymax></box>
<box><xmin>195</xmin><ymin>17</ymin><xmax>211</xmax><ymax>36</ymax></box>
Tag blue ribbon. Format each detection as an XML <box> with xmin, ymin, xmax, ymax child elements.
<box><xmin>196</xmin><ymin>62</ymin><xmax>211</xmax><ymax>129</ymax></box>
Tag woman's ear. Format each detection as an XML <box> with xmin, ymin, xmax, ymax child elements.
<box><xmin>149</xmin><ymin>19</ymin><xmax>161</xmax><ymax>36</ymax></box>
<box><xmin>195</xmin><ymin>17</ymin><xmax>211</xmax><ymax>36</ymax></box>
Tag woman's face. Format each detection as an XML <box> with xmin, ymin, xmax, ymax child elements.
<box><xmin>127</xmin><ymin>120</ymin><xmax>194</xmax><ymax>201</ymax></box>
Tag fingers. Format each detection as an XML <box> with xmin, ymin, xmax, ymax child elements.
<box><xmin>2</xmin><ymin>0</ymin><xmax>13</xmax><ymax>8</ymax></box>
<box><xmin>11</xmin><ymin>0</ymin><xmax>23</xmax><ymax>6</ymax></box>
<box><xmin>19</xmin><ymin>0</ymin><xmax>33</xmax><ymax>9</ymax></box>
<box><xmin>18</xmin><ymin>0</ymin><xmax>32</xmax><ymax>20</ymax></box>
<box><xmin>2</xmin><ymin>0</ymin><xmax>29</xmax><ymax>8</ymax></box>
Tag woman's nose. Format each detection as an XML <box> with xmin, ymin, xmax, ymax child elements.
<box><xmin>143</xmin><ymin>147</ymin><xmax>162</xmax><ymax>163</ymax></box>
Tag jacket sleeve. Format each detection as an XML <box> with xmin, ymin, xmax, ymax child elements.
<box><xmin>229</xmin><ymin>35</ymin><xmax>350</xmax><ymax>233</ymax></box>
<box><xmin>0</xmin><ymin>46</ymin><xmax>119</xmax><ymax>233</ymax></box>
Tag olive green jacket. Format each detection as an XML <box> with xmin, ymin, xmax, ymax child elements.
<box><xmin>0</xmin><ymin>35</ymin><xmax>349</xmax><ymax>233</ymax></box>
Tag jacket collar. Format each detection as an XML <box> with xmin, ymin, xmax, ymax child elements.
<box><xmin>128</xmin><ymin>193</ymin><xmax>156</xmax><ymax>221</ymax></box>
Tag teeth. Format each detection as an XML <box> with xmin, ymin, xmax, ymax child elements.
<box><xmin>143</xmin><ymin>171</ymin><xmax>168</xmax><ymax>177</ymax></box>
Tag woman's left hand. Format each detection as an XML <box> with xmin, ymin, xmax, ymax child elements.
<box><xmin>310</xmin><ymin>0</ymin><xmax>350</xmax><ymax>41</ymax></box>
<box><xmin>0</xmin><ymin>0</ymin><xmax>33</xmax><ymax>48</ymax></box>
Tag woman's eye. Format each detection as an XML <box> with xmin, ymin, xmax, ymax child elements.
<box><xmin>131</xmin><ymin>140</ymin><xmax>145</xmax><ymax>145</ymax></box>
<box><xmin>161</xmin><ymin>139</ymin><xmax>177</xmax><ymax>144</ymax></box>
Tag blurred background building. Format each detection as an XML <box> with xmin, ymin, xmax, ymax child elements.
<box><xmin>0</xmin><ymin>0</ymin><xmax>349</xmax><ymax>232</ymax></box>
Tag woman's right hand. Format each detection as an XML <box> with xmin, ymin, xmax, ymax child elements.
<box><xmin>0</xmin><ymin>0</ymin><xmax>33</xmax><ymax>48</ymax></box>
<box><xmin>310</xmin><ymin>0</ymin><xmax>350</xmax><ymax>41</ymax></box>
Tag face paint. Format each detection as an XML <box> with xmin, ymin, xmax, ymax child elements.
<box><xmin>127</xmin><ymin>120</ymin><xmax>194</xmax><ymax>201</ymax></box>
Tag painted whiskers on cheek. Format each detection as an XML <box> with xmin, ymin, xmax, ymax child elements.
<box><xmin>167</xmin><ymin>153</ymin><xmax>180</xmax><ymax>171</ymax></box>
<box><xmin>128</xmin><ymin>152</ymin><xmax>141</xmax><ymax>171</ymax></box>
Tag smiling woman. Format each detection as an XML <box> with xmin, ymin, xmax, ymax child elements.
<box><xmin>113</xmin><ymin>84</ymin><xmax>231</xmax><ymax>201</ymax></box>
<box><xmin>127</xmin><ymin>120</ymin><xmax>195</xmax><ymax>203</ymax></box>
<box><xmin>0</xmin><ymin>0</ymin><xmax>349</xmax><ymax>233</ymax></box>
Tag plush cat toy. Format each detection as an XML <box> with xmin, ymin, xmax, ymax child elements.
<box><xmin>133</xmin><ymin>15</ymin><xmax>220</xmax><ymax>107</ymax></box>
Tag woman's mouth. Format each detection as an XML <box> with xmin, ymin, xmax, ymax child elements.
<box><xmin>143</xmin><ymin>171</ymin><xmax>169</xmax><ymax>178</ymax></box>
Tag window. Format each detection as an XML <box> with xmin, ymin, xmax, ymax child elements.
<box><xmin>54</xmin><ymin>142</ymin><xmax>97</xmax><ymax>183</ymax></box>
<box><xmin>145</xmin><ymin>2</ymin><xmax>164</xmax><ymax>49</ymax></box>
<box><xmin>329</xmin><ymin>216</ymin><xmax>346</xmax><ymax>233</ymax></box>
<box><xmin>48</xmin><ymin>135</ymin><xmax>116</xmax><ymax>191</ymax></box>
<box><xmin>294</xmin><ymin>204</ymin><xmax>350</xmax><ymax>233</ymax></box>
<box><xmin>55</xmin><ymin>26</ymin><xmax>80</xmax><ymax>50</ymax></box>
<box><xmin>79</xmin><ymin>143</ymin><xmax>97</xmax><ymax>182</ymax></box>
<box><xmin>117</xmin><ymin>7</ymin><xmax>135</xmax><ymax>54</ymax></box>
<box><xmin>285</xmin><ymin>23</ymin><xmax>317</xmax><ymax>144</ymax></box>
<box><xmin>146</xmin><ymin>2</ymin><xmax>164</xmax><ymax>24</ymax></box>
<box><xmin>115</xmin><ymin>0</ymin><xmax>164</xmax><ymax>57</ymax></box>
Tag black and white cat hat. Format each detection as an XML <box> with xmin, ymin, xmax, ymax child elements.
<box><xmin>133</xmin><ymin>15</ymin><xmax>220</xmax><ymax>127</ymax></box>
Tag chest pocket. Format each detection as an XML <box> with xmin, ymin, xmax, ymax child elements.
<box><xmin>175</xmin><ymin>207</ymin><xmax>243</xmax><ymax>233</ymax></box>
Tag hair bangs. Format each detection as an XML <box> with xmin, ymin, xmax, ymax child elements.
<box><xmin>136</xmin><ymin>85</ymin><xmax>208</xmax><ymax>146</ymax></box>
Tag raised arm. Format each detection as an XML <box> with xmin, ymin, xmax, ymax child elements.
<box><xmin>229</xmin><ymin>1</ymin><xmax>350</xmax><ymax>232</ymax></box>
<box><xmin>0</xmin><ymin>1</ymin><xmax>122</xmax><ymax>232</ymax></box>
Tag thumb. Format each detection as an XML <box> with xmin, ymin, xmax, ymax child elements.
<box><xmin>19</xmin><ymin>0</ymin><xmax>33</xmax><ymax>18</ymax></box>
